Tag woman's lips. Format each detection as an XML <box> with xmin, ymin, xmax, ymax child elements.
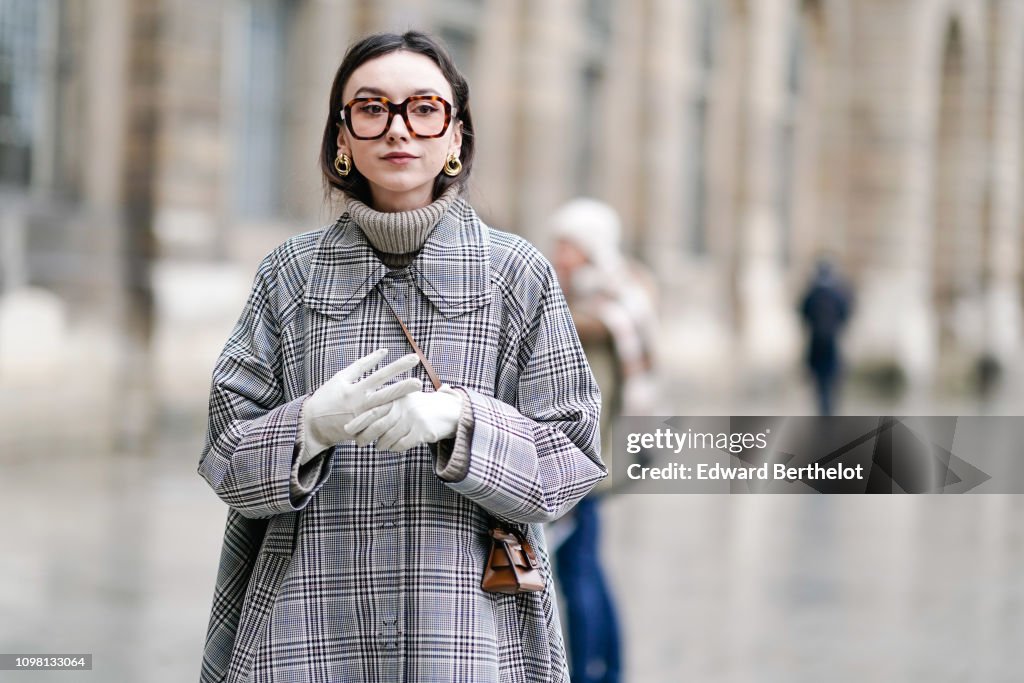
<box><xmin>382</xmin><ymin>153</ymin><xmax>417</xmax><ymax>165</ymax></box>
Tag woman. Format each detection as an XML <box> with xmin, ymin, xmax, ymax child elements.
<box><xmin>549</xmin><ymin>198</ymin><xmax>660</xmax><ymax>683</ymax></box>
<box><xmin>197</xmin><ymin>31</ymin><xmax>606</xmax><ymax>682</ymax></box>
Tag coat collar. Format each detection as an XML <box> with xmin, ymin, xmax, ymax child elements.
<box><xmin>302</xmin><ymin>198</ymin><xmax>491</xmax><ymax>321</ymax></box>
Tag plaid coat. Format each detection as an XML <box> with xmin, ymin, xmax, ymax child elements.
<box><xmin>198</xmin><ymin>199</ymin><xmax>606</xmax><ymax>682</ymax></box>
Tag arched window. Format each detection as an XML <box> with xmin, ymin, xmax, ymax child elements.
<box><xmin>1019</xmin><ymin>51</ymin><xmax>1024</xmax><ymax>297</ymax></box>
<box><xmin>933</xmin><ymin>20</ymin><xmax>966</xmax><ymax>318</ymax></box>
<box><xmin>688</xmin><ymin>0</ymin><xmax>717</xmax><ymax>255</ymax></box>
<box><xmin>434</xmin><ymin>0</ymin><xmax>482</xmax><ymax>80</ymax></box>
<box><xmin>0</xmin><ymin>0</ymin><xmax>68</xmax><ymax>190</ymax></box>
<box><xmin>574</xmin><ymin>0</ymin><xmax>611</xmax><ymax>196</ymax></box>
<box><xmin>229</xmin><ymin>0</ymin><xmax>295</xmax><ymax>219</ymax></box>
<box><xmin>779</xmin><ymin>0</ymin><xmax>831</xmax><ymax>275</ymax></box>
<box><xmin>776</xmin><ymin>4</ymin><xmax>805</xmax><ymax>267</ymax></box>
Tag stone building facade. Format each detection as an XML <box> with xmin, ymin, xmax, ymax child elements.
<box><xmin>1</xmin><ymin>0</ymin><xmax>1022</xmax><ymax>396</ymax></box>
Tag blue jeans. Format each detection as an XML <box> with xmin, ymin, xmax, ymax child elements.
<box><xmin>555</xmin><ymin>497</ymin><xmax>622</xmax><ymax>683</ymax></box>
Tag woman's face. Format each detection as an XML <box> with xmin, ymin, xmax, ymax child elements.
<box><xmin>337</xmin><ymin>50</ymin><xmax>463</xmax><ymax>212</ymax></box>
<box><xmin>553</xmin><ymin>238</ymin><xmax>590</xmax><ymax>296</ymax></box>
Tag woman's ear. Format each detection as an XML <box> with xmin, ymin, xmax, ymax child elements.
<box><xmin>449</xmin><ymin>119</ymin><xmax>463</xmax><ymax>158</ymax></box>
<box><xmin>336</xmin><ymin>124</ymin><xmax>350</xmax><ymax>157</ymax></box>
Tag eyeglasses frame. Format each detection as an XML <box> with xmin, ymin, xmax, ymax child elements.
<box><xmin>340</xmin><ymin>95</ymin><xmax>455</xmax><ymax>140</ymax></box>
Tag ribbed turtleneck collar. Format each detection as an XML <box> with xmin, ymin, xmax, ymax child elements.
<box><xmin>343</xmin><ymin>185</ymin><xmax>460</xmax><ymax>259</ymax></box>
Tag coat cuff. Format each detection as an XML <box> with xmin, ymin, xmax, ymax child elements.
<box><xmin>200</xmin><ymin>395</ymin><xmax>335</xmax><ymax>518</ymax></box>
<box><xmin>289</xmin><ymin>404</ymin><xmax>331</xmax><ymax>502</ymax></box>
<box><xmin>441</xmin><ymin>387</ymin><xmax>606</xmax><ymax>524</ymax></box>
<box><xmin>432</xmin><ymin>386</ymin><xmax>473</xmax><ymax>482</ymax></box>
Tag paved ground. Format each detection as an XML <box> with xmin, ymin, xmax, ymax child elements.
<box><xmin>3</xmin><ymin>336</ymin><xmax>1024</xmax><ymax>682</ymax></box>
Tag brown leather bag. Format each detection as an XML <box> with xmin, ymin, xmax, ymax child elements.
<box><xmin>383</xmin><ymin>293</ymin><xmax>544</xmax><ymax>595</ymax></box>
<box><xmin>481</xmin><ymin>524</ymin><xmax>545</xmax><ymax>594</ymax></box>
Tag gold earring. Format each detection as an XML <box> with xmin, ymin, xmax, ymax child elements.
<box><xmin>443</xmin><ymin>153</ymin><xmax>463</xmax><ymax>177</ymax></box>
<box><xmin>334</xmin><ymin>153</ymin><xmax>352</xmax><ymax>177</ymax></box>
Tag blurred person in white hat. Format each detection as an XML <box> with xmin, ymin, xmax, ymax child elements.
<box><xmin>548</xmin><ymin>198</ymin><xmax>661</xmax><ymax>683</ymax></box>
<box><xmin>552</xmin><ymin>198</ymin><xmax>660</xmax><ymax>425</ymax></box>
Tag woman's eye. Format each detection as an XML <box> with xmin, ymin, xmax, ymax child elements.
<box><xmin>359</xmin><ymin>104</ymin><xmax>386</xmax><ymax>115</ymax></box>
<box><xmin>412</xmin><ymin>104</ymin><xmax>439</xmax><ymax>115</ymax></box>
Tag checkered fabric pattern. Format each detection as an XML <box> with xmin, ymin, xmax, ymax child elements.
<box><xmin>198</xmin><ymin>199</ymin><xmax>606</xmax><ymax>682</ymax></box>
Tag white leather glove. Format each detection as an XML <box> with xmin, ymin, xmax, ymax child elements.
<box><xmin>300</xmin><ymin>348</ymin><xmax>422</xmax><ymax>463</ymax></box>
<box><xmin>343</xmin><ymin>384</ymin><xmax>464</xmax><ymax>453</ymax></box>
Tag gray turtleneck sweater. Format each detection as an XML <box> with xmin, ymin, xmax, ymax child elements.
<box><xmin>290</xmin><ymin>186</ymin><xmax>475</xmax><ymax>500</ymax></box>
<box><xmin>346</xmin><ymin>185</ymin><xmax>458</xmax><ymax>267</ymax></box>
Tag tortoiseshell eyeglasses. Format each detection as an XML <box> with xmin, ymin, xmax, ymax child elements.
<box><xmin>340</xmin><ymin>95</ymin><xmax>455</xmax><ymax>140</ymax></box>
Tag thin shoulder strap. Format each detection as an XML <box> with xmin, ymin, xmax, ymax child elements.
<box><xmin>380</xmin><ymin>292</ymin><xmax>442</xmax><ymax>391</ymax></box>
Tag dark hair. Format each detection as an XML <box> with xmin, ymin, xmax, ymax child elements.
<box><xmin>320</xmin><ymin>31</ymin><xmax>475</xmax><ymax>205</ymax></box>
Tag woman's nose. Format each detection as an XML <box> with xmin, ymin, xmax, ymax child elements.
<box><xmin>386</xmin><ymin>112</ymin><xmax>411</xmax><ymax>140</ymax></box>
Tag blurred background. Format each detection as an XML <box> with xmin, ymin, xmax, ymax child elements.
<box><xmin>2</xmin><ymin>0</ymin><xmax>1024</xmax><ymax>680</ymax></box>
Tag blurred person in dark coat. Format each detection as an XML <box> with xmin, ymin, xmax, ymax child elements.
<box><xmin>549</xmin><ymin>198</ymin><xmax>660</xmax><ymax>683</ymax></box>
<box><xmin>800</xmin><ymin>259</ymin><xmax>853</xmax><ymax>416</ymax></box>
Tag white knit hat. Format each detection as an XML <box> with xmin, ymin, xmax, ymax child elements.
<box><xmin>550</xmin><ymin>198</ymin><xmax>624</xmax><ymax>274</ymax></box>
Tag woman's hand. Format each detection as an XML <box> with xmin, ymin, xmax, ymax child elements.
<box><xmin>344</xmin><ymin>384</ymin><xmax>464</xmax><ymax>452</ymax></box>
<box><xmin>300</xmin><ymin>348</ymin><xmax>422</xmax><ymax>461</ymax></box>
